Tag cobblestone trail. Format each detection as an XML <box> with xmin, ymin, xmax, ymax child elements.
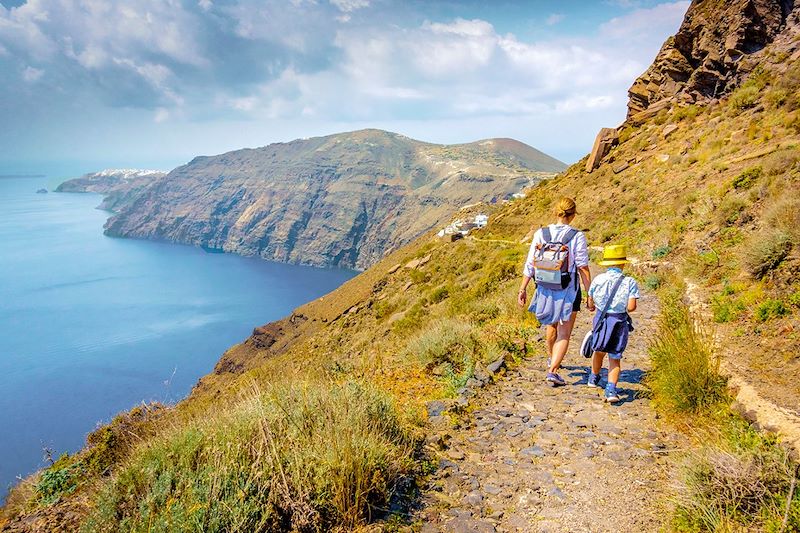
<box><xmin>417</xmin><ymin>293</ymin><xmax>682</xmax><ymax>532</ymax></box>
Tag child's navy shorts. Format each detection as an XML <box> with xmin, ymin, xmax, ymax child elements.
<box><xmin>591</xmin><ymin>311</ymin><xmax>631</xmax><ymax>358</ymax></box>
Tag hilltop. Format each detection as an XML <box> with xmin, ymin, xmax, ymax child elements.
<box><xmin>60</xmin><ymin>129</ymin><xmax>565</xmax><ymax>270</ymax></box>
<box><xmin>4</xmin><ymin>1</ymin><xmax>800</xmax><ymax>531</ymax></box>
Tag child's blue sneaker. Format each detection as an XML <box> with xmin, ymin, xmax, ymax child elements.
<box><xmin>587</xmin><ymin>373</ymin><xmax>601</xmax><ymax>388</ymax></box>
<box><xmin>604</xmin><ymin>384</ymin><xmax>620</xmax><ymax>403</ymax></box>
<box><xmin>546</xmin><ymin>372</ymin><xmax>566</xmax><ymax>386</ymax></box>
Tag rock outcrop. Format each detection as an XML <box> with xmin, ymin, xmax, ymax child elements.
<box><xmin>63</xmin><ymin>130</ymin><xmax>565</xmax><ymax>270</ymax></box>
<box><xmin>585</xmin><ymin>128</ymin><xmax>619</xmax><ymax>173</ymax></box>
<box><xmin>627</xmin><ymin>0</ymin><xmax>800</xmax><ymax>123</ymax></box>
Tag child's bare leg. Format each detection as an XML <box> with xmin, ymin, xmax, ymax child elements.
<box><xmin>591</xmin><ymin>351</ymin><xmax>605</xmax><ymax>375</ymax></box>
<box><xmin>608</xmin><ymin>358</ymin><xmax>621</xmax><ymax>386</ymax></box>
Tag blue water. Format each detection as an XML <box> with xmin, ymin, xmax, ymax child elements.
<box><xmin>0</xmin><ymin>176</ymin><xmax>355</xmax><ymax>492</ymax></box>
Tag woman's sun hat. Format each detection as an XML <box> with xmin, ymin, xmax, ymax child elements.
<box><xmin>598</xmin><ymin>244</ymin><xmax>631</xmax><ymax>266</ymax></box>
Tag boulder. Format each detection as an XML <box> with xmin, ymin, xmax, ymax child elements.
<box><xmin>612</xmin><ymin>162</ymin><xmax>630</xmax><ymax>174</ymax></box>
<box><xmin>662</xmin><ymin>124</ymin><xmax>679</xmax><ymax>138</ymax></box>
<box><xmin>487</xmin><ymin>357</ymin><xmax>506</xmax><ymax>374</ymax></box>
<box><xmin>585</xmin><ymin>128</ymin><xmax>619</xmax><ymax>173</ymax></box>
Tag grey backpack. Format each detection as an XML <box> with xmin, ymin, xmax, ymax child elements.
<box><xmin>530</xmin><ymin>226</ymin><xmax>579</xmax><ymax>290</ymax></box>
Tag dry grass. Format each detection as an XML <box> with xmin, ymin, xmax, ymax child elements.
<box><xmin>673</xmin><ymin>416</ymin><xmax>800</xmax><ymax>532</ymax></box>
<box><xmin>646</xmin><ymin>283</ymin><xmax>729</xmax><ymax>418</ymax></box>
<box><xmin>742</xmin><ymin>229</ymin><xmax>793</xmax><ymax>279</ymax></box>
<box><xmin>82</xmin><ymin>381</ymin><xmax>417</xmax><ymax>533</ymax></box>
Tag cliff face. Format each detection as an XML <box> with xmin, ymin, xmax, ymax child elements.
<box><xmin>90</xmin><ymin>129</ymin><xmax>564</xmax><ymax>270</ymax></box>
<box><xmin>627</xmin><ymin>0</ymin><xmax>799</xmax><ymax>123</ymax></box>
<box><xmin>55</xmin><ymin>169</ymin><xmax>167</xmax><ymax>212</ymax></box>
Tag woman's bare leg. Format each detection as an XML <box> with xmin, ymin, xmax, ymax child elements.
<box><xmin>545</xmin><ymin>324</ymin><xmax>557</xmax><ymax>360</ymax></box>
<box><xmin>548</xmin><ymin>311</ymin><xmax>578</xmax><ymax>373</ymax></box>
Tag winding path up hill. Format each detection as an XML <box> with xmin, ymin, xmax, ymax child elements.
<box><xmin>415</xmin><ymin>279</ymin><xmax>680</xmax><ymax>533</ymax></box>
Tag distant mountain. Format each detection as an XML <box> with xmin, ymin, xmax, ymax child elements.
<box><xmin>56</xmin><ymin>169</ymin><xmax>167</xmax><ymax>212</ymax></box>
<box><xmin>61</xmin><ymin>130</ymin><xmax>565</xmax><ymax>269</ymax></box>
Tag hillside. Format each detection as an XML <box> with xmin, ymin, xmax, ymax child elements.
<box><xmin>61</xmin><ymin>130</ymin><xmax>565</xmax><ymax>270</ymax></box>
<box><xmin>3</xmin><ymin>1</ymin><xmax>800</xmax><ymax>531</ymax></box>
<box><xmin>55</xmin><ymin>169</ymin><xmax>167</xmax><ymax>212</ymax></box>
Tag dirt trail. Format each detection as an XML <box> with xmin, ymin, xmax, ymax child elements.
<box><xmin>416</xmin><ymin>291</ymin><xmax>680</xmax><ymax>532</ymax></box>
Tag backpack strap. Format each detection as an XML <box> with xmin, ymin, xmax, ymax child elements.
<box><xmin>560</xmin><ymin>228</ymin><xmax>579</xmax><ymax>245</ymax></box>
<box><xmin>541</xmin><ymin>226</ymin><xmax>552</xmax><ymax>243</ymax></box>
<box><xmin>593</xmin><ymin>275</ymin><xmax>626</xmax><ymax>332</ymax></box>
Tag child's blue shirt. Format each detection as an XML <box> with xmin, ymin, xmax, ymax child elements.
<box><xmin>588</xmin><ymin>267</ymin><xmax>640</xmax><ymax>314</ymax></box>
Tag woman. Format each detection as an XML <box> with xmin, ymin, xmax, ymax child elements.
<box><xmin>517</xmin><ymin>197</ymin><xmax>593</xmax><ymax>386</ymax></box>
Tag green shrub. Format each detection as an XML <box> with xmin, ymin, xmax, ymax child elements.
<box><xmin>84</xmin><ymin>382</ymin><xmax>416</xmax><ymax>532</ymax></box>
<box><xmin>392</xmin><ymin>302</ymin><xmax>425</xmax><ymax>333</ymax></box>
<box><xmin>711</xmin><ymin>293</ymin><xmax>746</xmax><ymax>323</ymax></box>
<box><xmin>35</xmin><ymin>463</ymin><xmax>78</xmax><ymax>506</ymax></box>
<box><xmin>646</xmin><ymin>286</ymin><xmax>729</xmax><ymax>417</ymax></box>
<box><xmin>789</xmin><ymin>290</ymin><xmax>800</xmax><ymax>308</ymax></box>
<box><xmin>654</xmin><ymin>109</ymin><xmax>669</xmax><ymax>125</ymax></box>
<box><xmin>729</xmin><ymin>85</ymin><xmax>761</xmax><ymax>110</ymax></box>
<box><xmin>754</xmin><ymin>299</ymin><xmax>788</xmax><ymax>322</ymax></box>
<box><xmin>742</xmin><ymin>229</ymin><xmax>792</xmax><ymax>279</ymax></box>
<box><xmin>651</xmin><ymin>245</ymin><xmax>672</xmax><ymax>260</ymax></box>
<box><xmin>764</xmin><ymin>87</ymin><xmax>789</xmax><ymax>108</ymax></box>
<box><xmin>674</xmin><ymin>105</ymin><xmax>702</xmax><ymax>122</ymax></box>
<box><xmin>643</xmin><ymin>273</ymin><xmax>664</xmax><ymax>291</ymax></box>
<box><xmin>427</xmin><ymin>284</ymin><xmax>451</xmax><ymax>304</ymax></box>
<box><xmin>717</xmin><ymin>196</ymin><xmax>749</xmax><ymax>226</ymax></box>
<box><xmin>731</xmin><ymin>166</ymin><xmax>762</xmax><ymax>190</ymax></box>
<box><xmin>408</xmin><ymin>269</ymin><xmax>429</xmax><ymax>284</ymax></box>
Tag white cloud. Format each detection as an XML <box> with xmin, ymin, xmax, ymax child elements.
<box><xmin>601</xmin><ymin>1</ymin><xmax>689</xmax><ymax>41</ymax></box>
<box><xmin>0</xmin><ymin>0</ymin><xmax>691</xmax><ymax>163</ymax></box>
<box><xmin>230</xmin><ymin>96</ymin><xmax>259</xmax><ymax>111</ymax></box>
<box><xmin>22</xmin><ymin>66</ymin><xmax>43</xmax><ymax>82</ymax></box>
<box><xmin>330</xmin><ymin>0</ymin><xmax>369</xmax><ymax>13</ymax></box>
<box><xmin>604</xmin><ymin>0</ymin><xmax>641</xmax><ymax>7</ymax></box>
<box><xmin>154</xmin><ymin>107</ymin><xmax>170</xmax><ymax>122</ymax></box>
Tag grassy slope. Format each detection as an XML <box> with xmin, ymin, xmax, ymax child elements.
<box><xmin>3</xmin><ymin>48</ymin><xmax>800</xmax><ymax>533</ymax></box>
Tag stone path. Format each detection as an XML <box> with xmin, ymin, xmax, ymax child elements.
<box><xmin>416</xmin><ymin>292</ymin><xmax>681</xmax><ymax>532</ymax></box>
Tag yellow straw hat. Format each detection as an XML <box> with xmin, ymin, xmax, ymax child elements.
<box><xmin>598</xmin><ymin>244</ymin><xmax>631</xmax><ymax>266</ymax></box>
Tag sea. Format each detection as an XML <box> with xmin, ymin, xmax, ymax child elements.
<box><xmin>0</xmin><ymin>175</ymin><xmax>355</xmax><ymax>492</ymax></box>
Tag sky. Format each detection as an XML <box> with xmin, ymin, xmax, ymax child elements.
<box><xmin>0</xmin><ymin>0</ymin><xmax>690</xmax><ymax>177</ymax></box>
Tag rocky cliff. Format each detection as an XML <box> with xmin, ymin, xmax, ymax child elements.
<box><xmin>627</xmin><ymin>0</ymin><xmax>799</xmax><ymax>123</ymax></box>
<box><xmin>55</xmin><ymin>169</ymin><xmax>167</xmax><ymax>212</ymax></box>
<box><xmin>75</xmin><ymin>129</ymin><xmax>564</xmax><ymax>270</ymax></box>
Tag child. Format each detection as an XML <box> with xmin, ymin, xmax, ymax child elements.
<box><xmin>585</xmin><ymin>244</ymin><xmax>640</xmax><ymax>403</ymax></box>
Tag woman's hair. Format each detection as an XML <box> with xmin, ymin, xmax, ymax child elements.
<box><xmin>553</xmin><ymin>197</ymin><xmax>577</xmax><ymax>218</ymax></box>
